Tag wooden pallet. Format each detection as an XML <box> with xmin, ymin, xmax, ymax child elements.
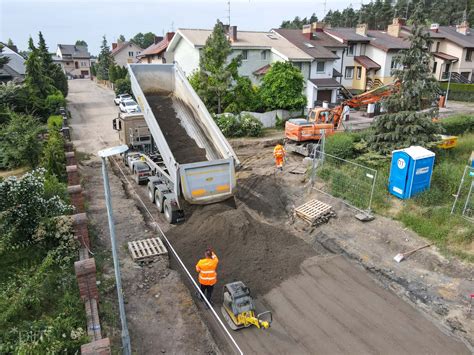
<box><xmin>128</xmin><ymin>238</ymin><xmax>167</xmax><ymax>262</ymax></box>
<box><xmin>294</xmin><ymin>199</ymin><xmax>336</xmax><ymax>226</ymax></box>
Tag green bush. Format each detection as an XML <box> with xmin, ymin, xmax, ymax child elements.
<box><xmin>47</xmin><ymin>115</ymin><xmax>63</xmax><ymax>131</ymax></box>
<box><xmin>41</xmin><ymin>130</ymin><xmax>66</xmax><ymax>181</ymax></box>
<box><xmin>440</xmin><ymin>115</ymin><xmax>474</xmax><ymax>135</ymax></box>
<box><xmin>325</xmin><ymin>133</ymin><xmax>355</xmax><ymax>159</ymax></box>
<box><xmin>240</xmin><ymin>113</ymin><xmax>263</xmax><ymax>137</ymax></box>
<box><xmin>114</xmin><ymin>77</ymin><xmax>131</xmax><ymax>95</ymax></box>
<box><xmin>45</xmin><ymin>91</ymin><xmax>66</xmax><ymax>115</ymax></box>
<box><xmin>439</xmin><ymin>83</ymin><xmax>474</xmax><ymax>102</ymax></box>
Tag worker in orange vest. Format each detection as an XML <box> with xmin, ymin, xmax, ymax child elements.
<box><xmin>273</xmin><ymin>143</ymin><xmax>286</xmax><ymax>170</ymax></box>
<box><xmin>196</xmin><ymin>248</ymin><xmax>219</xmax><ymax>304</ymax></box>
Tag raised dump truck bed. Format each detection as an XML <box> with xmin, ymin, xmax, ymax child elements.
<box><xmin>128</xmin><ymin>63</ymin><xmax>239</xmax><ymax>222</ymax></box>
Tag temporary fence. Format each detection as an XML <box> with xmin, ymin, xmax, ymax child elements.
<box><xmin>451</xmin><ymin>165</ymin><xmax>474</xmax><ymax>223</ymax></box>
<box><xmin>309</xmin><ymin>149</ymin><xmax>378</xmax><ymax>215</ymax></box>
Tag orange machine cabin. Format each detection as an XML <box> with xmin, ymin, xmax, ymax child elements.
<box><xmin>285</xmin><ymin>108</ymin><xmax>339</xmax><ymax>142</ymax></box>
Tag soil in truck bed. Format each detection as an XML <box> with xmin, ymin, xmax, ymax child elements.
<box><xmin>146</xmin><ymin>93</ymin><xmax>208</xmax><ymax>164</ymax></box>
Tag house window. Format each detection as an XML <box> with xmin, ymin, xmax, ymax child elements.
<box><xmin>435</xmin><ymin>42</ymin><xmax>440</xmax><ymax>52</ymax></box>
<box><xmin>128</xmin><ymin>51</ymin><xmax>134</xmax><ymax>57</ymax></box>
<box><xmin>345</xmin><ymin>66</ymin><xmax>354</xmax><ymax>79</ymax></box>
<box><xmin>75</xmin><ymin>62</ymin><xmax>79</xmax><ymax>69</ymax></box>
<box><xmin>347</xmin><ymin>44</ymin><xmax>355</xmax><ymax>56</ymax></box>
<box><xmin>356</xmin><ymin>66</ymin><xmax>362</xmax><ymax>80</ymax></box>
<box><xmin>360</xmin><ymin>44</ymin><xmax>366</xmax><ymax>55</ymax></box>
<box><xmin>391</xmin><ymin>58</ymin><xmax>397</xmax><ymax>69</ymax></box>
<box><xmin>466</xmin><ymin>49</ymin><xmax>472</xmax><ymax>62</ymax></box>
<box><xmin>242</xmin><ymin>50</ymin><xmax>248</xmax><ymax>60</ymax></box>
<box><xmin>432</xmin><ymin>61</ymin><xmax>438</xmax><ymax>74</ymax></box>
<box><xmin>316</xmin><ymin>61</ymin><xmax>325</xmax><ymax>73</ymax></box>
<box><xmin>261</xmin><ymin>50</ymin><xmax>268</xmax><ymax>60</ymax></box>
<box><xmin>294</xmin><ymin>62</ymin><xmax>302</xmax><ymax>70</ymax></box>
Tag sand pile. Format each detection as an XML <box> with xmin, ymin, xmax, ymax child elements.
<box><xmin>145</xmin><ymin>93</ymin><xmax>207</xmax><ymax>164</ymax></box>
<box><xmin>167</xmin><ymin>202</ymin><xmax>315</xmax><ymax>297</ymax></box>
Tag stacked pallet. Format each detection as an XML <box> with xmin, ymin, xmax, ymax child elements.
<box><xmin>128</xmin><ymin>237</ymin><xmax>168</xmax><ymax>262</ymax></box>
<box><xmin>295</xmin><ymin>199</ymin><xmax>336</xmax><ymax>226</ymax></box>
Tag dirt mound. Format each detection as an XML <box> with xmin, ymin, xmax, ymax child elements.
<box><xmin>146</xmin><ymin>92</ymin><xmax>207</xmax><ymax>164</ymax></box>
<box><xmin>167</xmin><ymin>202</ymin><xmax>315</xmax><ymax>298</ymax></box>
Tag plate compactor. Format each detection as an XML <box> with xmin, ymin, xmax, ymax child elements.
<box><xmin>221</xmin><ymin>281</ymin><xmax>272</xmax><ymax>330</ymax></box>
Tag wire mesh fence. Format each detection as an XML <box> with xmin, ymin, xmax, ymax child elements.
<box><xmin>309</xmin><ymin>151</ymin><xmax>378</xmax><ymax>214</ymax></box>
<box><xmin>451</xmin><ymin>165</ymin><xmax>474</xmax><ymax>223</ymax></box>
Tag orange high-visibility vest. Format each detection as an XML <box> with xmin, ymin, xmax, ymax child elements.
<box><xmin>196</xmin><ymin>253</ymin><xmax>219</xmax><ymax>286</ymax></box>
<box><xmin>274</xmin><ymin>145</ymin><xmax>285</xmax><ymax>158</ymax></box>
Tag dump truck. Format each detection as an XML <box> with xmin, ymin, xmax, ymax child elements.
<box><xmin>127</xmin><ymin>63</ymin><xmax>239</xmax><ymax>223</ymax></box>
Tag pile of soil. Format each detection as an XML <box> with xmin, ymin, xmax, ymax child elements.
<box><xmin>146</xmin><ymin>92</ymin><xmax>207</xmax><ymax>164</ymax></box>
<box><xmin>167</xmin><ymin>202</ymin><xmax>315</xmax><ymax>298</ymax></box>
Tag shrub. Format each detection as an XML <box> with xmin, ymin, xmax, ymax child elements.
<box><xmin>324</xmin><ymin>133</ymin><xmax>355</xmax><ymax>159</ymax></box>
<box><xmin>439</xmin><ymin>83</ymin><xmax>474</xmax><ymax>102</ymax></box>
<box><xmin>440</xmin><ymin>115</ymin><xmax>474</xmax><ymax>135</ymax></box>
<box><xmin>45</xmin><ymin>91</ymin><xmax>66</xmax><ymax>115</ymax></box>
<box><xmin>114</xmin><ymin>77</ymin><xmax>131</xmax><ymax>95</ymax></box>
<box><xmin>47</xmin><ymin>115</ymin><xmax>63</xmax><ymax>131</ymax></box>
<box><xmin>215</xmin><ymin>113</ymin><xmax>243</xmax><ymax>137</ymax></box>
<box><xmin>240</xmin><ymin>113</ymin><xmax>263</xmax><ymax>137</ymax></box>
<box><xmin>41</xmin><ymin>130</ymin><xmax>66</xmax><ymax>181</ymax></box>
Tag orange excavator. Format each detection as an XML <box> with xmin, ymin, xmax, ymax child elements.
<box><xmin>285</xmin><ymin>82</ymin><xmax>400</xmax><ymax>156</ymax></box>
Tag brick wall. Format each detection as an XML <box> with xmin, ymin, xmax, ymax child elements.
<box><xmin>64</xmin><ymin>138</ymin><xmax>111</xmax><ymax>354</ymax></box>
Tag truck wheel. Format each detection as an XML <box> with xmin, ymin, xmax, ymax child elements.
<box><xmin>155</xmin><ymin>190</ymin><xmax>164</xmax><ymax>213</ymax></box>
<box><xmin>148</xmin><ymin>184</ymin><xmax>155</xmax><ymax>202</ymax></box>
<box><xmin>164</xmin><ymin>199</ymin><xmax>179</xmax><ymax>224</ymax></box>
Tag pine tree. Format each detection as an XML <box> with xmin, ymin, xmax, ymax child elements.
<box><xmin>25</xmin><ymin>36</ymin><xmax>53</xmax><ymax>99</ymax></box>
<box><xmin>37</xmin><ymin>31</ymin><xmax>53</xmax><ymax>75</ymax></box>
<box><xmin>370</xmin><ymin>5</ymin><xmax>441</xmax><ymax>154</ymax></box>
<box><xmin>97</xmin><ymin>35</ymin><xmax>114</xmax><ymax>81</ymax></box>
<box><xmin>37</xmin><ymin>32</ymin><xmax>68</xmax><ymax>97</ymax></box>
<box><xmin>0</xmin><ymin>43</ymin><xmax>10</xmax><ymax>68</ymax></box>
<box><xmin>118</xmin><ymin>34</ymin><xmax>126</xmax><ymax>43</ymax></box>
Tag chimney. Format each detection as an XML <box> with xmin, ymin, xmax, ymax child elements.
<box><xmin>154</xmin><ymin>36</ymin><xmax>163</xmax><ymax>44</ymax></box>
<box><xmin>393</xmin><ymin>17</ymin><xmax>406</xmax><ymax>26</ymax></box>
<box><xmin>229</xmin><ymin>26</ymin><xmax>237</xmax><ymax>42</ymax></box>
<box><xmin>312</xmin><ymin>22</ymin><xmax>325</xmax><ymax>32</ymax></box>
<box><xmin>356</xmin><ymin>24</ymin><xmax>368</xmax><ymax>37</ymax></box>
<box><xmin>165</xmin><ymin>32</ymin><xmax>175</xmax><ymax>42</ymax></box>
<box><xmin>430</xmin><ymin>23</ymin><xmax>440</xmax><ymax>33</ymax></box>
<box><xmin>387</xmin><ymin>18</ymin><xmax>402</xmax><ymax>38</ymax></box>
<box><xmin>302</xmin><ymin>24</ymin><xmax>312</xmax><ymax>39</ymax></box>
<box><xmin>457</xmin><ymin>21</ymin><xmax>470</xmax><ymax>35</ymax></box>
<box><xmin>112</xmin><ymin>43</ymin><xmax>118</xmax><ymax>50</ymax></box>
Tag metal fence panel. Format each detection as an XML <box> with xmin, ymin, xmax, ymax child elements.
<box><xmin>451</xmin><ymin>165</ymin><xmax>474</xmax><ymax>223</ymax></box>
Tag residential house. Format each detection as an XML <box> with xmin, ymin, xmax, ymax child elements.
<box><xmin>111</xmin><ymin>41</ymin><xmax>143</xmax><ymax>67</ymax></box>
<box><xmin>274</xmin><ymin>23</ymin><xmax>349</xmax><ymax>106</ymax></box>
<box><xmin>54</xmin><ymin>44</ymin><xmax>91</xmax><ymax>78</ymax></box>
<box><xmin>0</xmin><ymin>44</ymin><xmax>25</xmax><ymax>83</ymax></box>
<box><xmin>137</xmin><ymin>33</ymin><xmax>175</xmax><ymax>63</ymax></box>
<box><xmin>401</xmin><ymin>21</ymin><xmax>474</xmax><ymax>82</ymax></box>
<box><xmin>166</xmin><ymin>26</ymin><xmax>313</xmax><ymax>84</ymax></box>
<box><xmin>325</xmin><ymin>21</ymin><xmax>410</xmax><ymax>91</ymax></box>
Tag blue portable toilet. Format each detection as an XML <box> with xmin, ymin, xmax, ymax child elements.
<box><xmin>389</xmin><ymin>146</ymin><xmax>435</xmax><ymax>199</ymax></box>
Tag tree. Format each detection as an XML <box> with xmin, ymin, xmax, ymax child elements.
<box><xmin>97</xmin><ymin>35</ymin><xmax>114</xmax><ymax>80</ymax></box>
<box><xmin>224</xmin><ymin>77</ymin><xmax>260</xmax><ymax>113</ymax></box>
<box><xmin>75</xmin><ymin>40</ymin><xmax>88</xmax><ymax>47</ymax></box>
<box><xmin>192</xmin><ymin>20</ymin><xmax>242</xmax><ymax>114</ymax></box>
<box><xmin>370</xmin><ymin>4</ymin><xmax>442</xmax><ymax>154</ymax></box>
<box><xmin>25</xmin><ymin>37</ymin><xmax>53</xmax><ymax>100</ymax></box>
<box><xmin>118</xmin><ymin>34</ymin><xmax>126</xmax><ymax>43</ymax></box>
<box><xmin>0</xmin><ymin>43</ymin><xmax>10</xmax><ymax>68</ymax></box>
<box><xmin>0</xmin><ymin>111</ymin><xmax>43</xmax><ymax>168</ymax></box>
<box><xmin>7</xmin><ymin>38</ymin><xmax>15</xmax><ymax>48</ymax></box>
<box><xmin>131</xmin><ymin>32</ymin><xmax>156</xmax><ymax>48</ymax></box>
<box><xmin>259</xmin><ymin>62</ymin><xmax>306</xmax><ymax>111</ymax></box>
<box><xmin>37</xmin><ymin>31</ymin><xmax>53</xmax><ymax>74</ymax></box>
<box><xmin>114</xmin><ymin>77</ymin><xmax>131</xmax><ymax>95</ymax></box>
<box><xmin>41</xmin><ymin>130</ymin><xmax>66</xmax><ymax>181</ymax></box>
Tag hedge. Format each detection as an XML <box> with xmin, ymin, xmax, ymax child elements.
<box><xmin>439</xmin><ymin>82</ymin><xmax>474</xmax><ymax>102</ymax></box>
<box><xmin>47</xmin><ymin>115</ymin><xmax>63</xmax><ymax>131</ymax></box>
<box><xmin>440</xmin><ymin>115</ymin><xmax>474</xmax><ymax>135</ymax></box>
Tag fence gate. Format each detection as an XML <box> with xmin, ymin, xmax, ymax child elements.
<box><xmin>451</xmin><ymin>166</ymin><xmax>474</xmax><ymax>223</ymax></box>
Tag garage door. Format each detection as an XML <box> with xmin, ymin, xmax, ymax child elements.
<box><xmin>318</xmin><ymin>89</ymin><xmax>332</xmax><ymax>102</ymax></box>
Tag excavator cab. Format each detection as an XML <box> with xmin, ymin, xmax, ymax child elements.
<box><xmin>308</xmin><ymin>108</ymin><xmax>331</xmax><ymax>124</ymax></box>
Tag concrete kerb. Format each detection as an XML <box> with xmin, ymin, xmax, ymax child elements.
<box><xmin>64</xmin><ymin>141</ymin><xmax>111</xmax><ymax>353</ymax></box>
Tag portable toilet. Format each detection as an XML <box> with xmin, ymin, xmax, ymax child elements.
<box><xmin>389</xmin><ymin>146</ymin><xmax>435</xmax><ymax>199</ymax></box>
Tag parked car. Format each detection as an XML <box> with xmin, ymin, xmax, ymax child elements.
<box><xmin>114</xmin><ymin>93</ymin><xmax>132</xmax><ymax>105</ymax></box>
<box><xmin>132</xmin><ymin>161</ymin><xmax>151</xmax><ymax>185</ymax></box>
<box><xmin>119</xmin><ymin>99</ymin><xmax>141</xmax><ymax>113</ymax></box>
<box><xmin>124</xmin><ymin>151</ymin><xmax>142</xmax><ymax>168</ymax></box>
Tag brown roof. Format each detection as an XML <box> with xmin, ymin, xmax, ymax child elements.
<box><xmin>403</xmin><ymin>25</ymin><xmax>474</xmax><ymax>48</ymax></box>
<box><xmin>111</xmin><ymin>41</ymin><xmax>144</xmax><ymax>56</ymax></box>
<box><xmin>367</xmin><ymin>30</ymin><xmax>410</xmax><ymax>51</ymax></box>
<box><xmin>273</xmin><ymin>29</ymin><xmax>339</xmax><ymax>60</ymax></box>
<box><xmin>138</xmin><ymin>33</ymin><xmax>175</xmax><ymax>58</ymax></box>
<box><xmin>433</xmin><ymin>52</ymin><xmax>459</xmax><ymax>61</ymax></box>
<box><xmin>354</xmin><ymin>55</ymin><xmax>381</xmax><ymax>70</ymax></box>
<box><xmin>324</xmin><ymin>28</ymin><xmax>371</xmax><ymax>43</ymax></box>
<box><xmin>253</xmin><ymin>64</ymin><xmax>271</xmax><ymax>76</ymax></box>
<box><xmin>309</xmin><ymin>78</ymin><xmax>341</xmax><ymax>88</ymax></box>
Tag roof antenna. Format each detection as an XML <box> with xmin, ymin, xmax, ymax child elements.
<box><xmin>171</xmin><ymin>21</ymin><xmax>175</xmax><ymax>32</ymax></box>
<box><xmin>227</xmin><ymin>1</ymin><xmax>231</xmax><ymax>26</ymax></box>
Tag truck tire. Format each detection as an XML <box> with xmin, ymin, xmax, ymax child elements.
<box><xmin>147</xmin><ymin>183</ymin><xmax>155</xmax><ymax>202</ymax></box>
<box><xmin>164</xmin><ymin>199</ymin><xmax>179</xmax><ymax>224</ymax></box>
<box><xmin>155</xmin><ymin>190</ymin><xmax>164</xmax><ymax>213</ymax></box>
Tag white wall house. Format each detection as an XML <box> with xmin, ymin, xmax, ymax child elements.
<box><xmin>54</xmin><ymin>44</ymin><xmax>91</xmax><ymax>78</ymax></box>
<box><xmin>111</xmin><ymin>41</ymin><xmax>144</xmax><ymax>67</ymax></box>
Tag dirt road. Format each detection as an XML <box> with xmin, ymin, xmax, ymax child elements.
<box><xmin>67</xmin><ymin>79</ymin><xmax>218</xmax><ymax>354</ymax></box>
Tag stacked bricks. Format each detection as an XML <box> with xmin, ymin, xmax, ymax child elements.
<box><xmin>64</xmin><ymin>137</ymin><xmax>110</xmax><ymax>354</ymax></box>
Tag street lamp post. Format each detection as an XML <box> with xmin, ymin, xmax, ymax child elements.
<box><xmin>98</xmin><ymin>145</ymin><xmax>131</xmax><ymax>355</ymax></box>
<box><xmin>445</xmin><ymin>60</ymin><xmax>454</xmax><ymax>108</ymax></box>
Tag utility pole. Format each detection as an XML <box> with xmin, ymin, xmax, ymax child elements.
<box><xmin>98</xmin><ymin>145</ymin><xmax>131</xmax><ymax>355</ymax></box>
